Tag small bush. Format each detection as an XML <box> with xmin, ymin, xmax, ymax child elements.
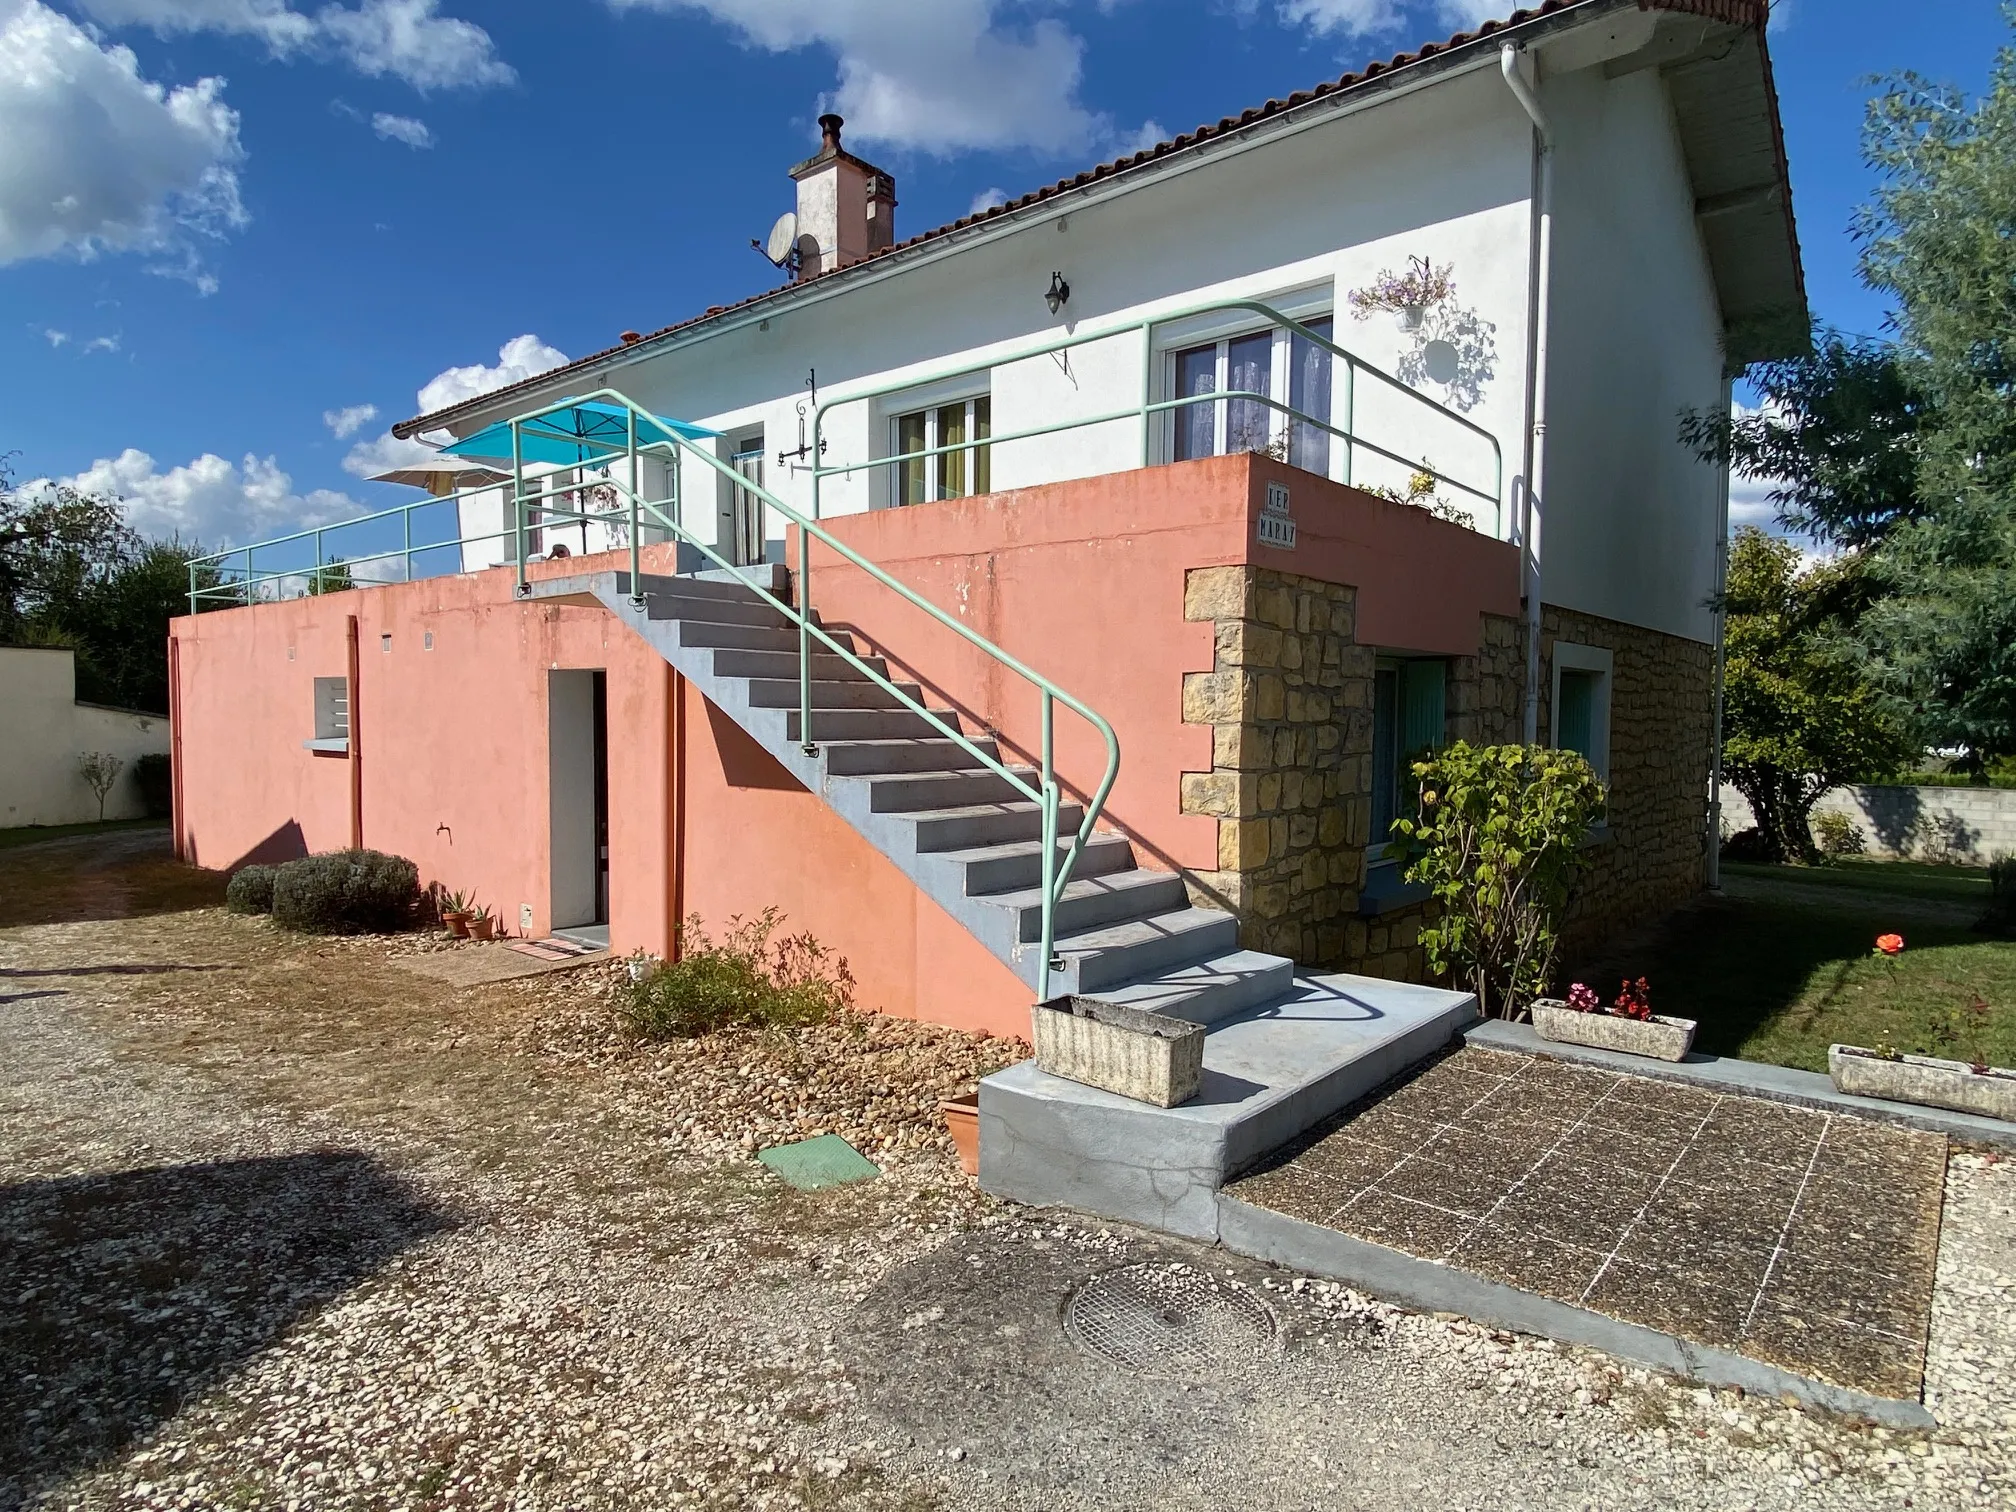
<box><xmin>1721</xmin><ymin>827</ymin><xmax>1775</xmax><ymax>864</ymax></box>
<box><xmin>1977</xmin><ymin>854</ymin><xmax>2016</xmax><ymax>937</ymax></box>
<box><xmin>134</xmin><ymin>753</ymin><xmax>173</xmax><ymax>818</ymax></box>
<box><xmin>269</xmin><ymin>849</ymin><xmax>422</xmax><ymax>934</ymax></box>
<box><xmin>1811</xmin><ymin>810</ymin><xmax>1867</xmax><ymax>858</ymax></box>
<box><xmin>225</xmin><ymin>863</ymin><xmax>277</xmax><ymax>915</ymax></box>
<box><xmin>620</xmin><ymin>909</ymin><xmax>855</xmax><ymax>1040</ymax></box>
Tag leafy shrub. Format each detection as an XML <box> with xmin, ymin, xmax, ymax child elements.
<box><xmin>619</xmin><ymin>909</ymin><xmax>855</xmax><ymax>1040</ymax></box>
<box><xmin>134</xmin><ymin>753</ymin><xmax>173</xmax><ymax>818</ymax></box>
<box><xmin>1720</xmin><ymin>827</ymin><xmax>1775</xmax><ymax>864</ymax></box>
<box><xmin>1977</xmin><ymin>854</ymin><xmax>2016</xmax><ymax>936</ymax></box>
<box><xmin>269</xmin><ymin>849</ymin><xmax>421</xmax><ymax>934</ymax></box>
<box><xmin>225</xmin><ymin>863</ymin><xmax>277</xmax><ymax>915</ymax></box>
<box><xmin>1811</xmin><ymin>810</ymin><xmax>1867</xmax><ymax>857</ymax></box>
<box><xmin>1392</xmin><ymin>742</ymin><xmax>1607</xmax><ymax>1020</ymax></box>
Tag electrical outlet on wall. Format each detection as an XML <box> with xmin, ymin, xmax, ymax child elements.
<box><xmin>520</xmin><ymin>903</ymin><xmax>535</xmax><ymax>933</ymax></box>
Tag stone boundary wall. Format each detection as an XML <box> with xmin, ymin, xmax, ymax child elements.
<box><xmin>1719</xmin><ymin>784</ymin><xmax>2016</xmax><ymax>864</ymax></box>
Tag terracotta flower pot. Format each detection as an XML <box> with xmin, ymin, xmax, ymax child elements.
<box><xmin>470</xmin><ymin>917</ymin><xmax>495</xmax><ymax>942</ymax></box>
<box><xmin>940</xmin><ymin>1092</ymin><xmax>980</xmax><ymax>1176</ymax></box>
<box><xmin>443</xmin><ymin>911</ymin><xmax>471</xmax><ymax>939</ymax></box>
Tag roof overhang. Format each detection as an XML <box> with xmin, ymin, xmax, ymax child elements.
<box><xmin>395</xmin><ymin>0</ymin><xmax>1805</xmax><ymax>438</ymax></box>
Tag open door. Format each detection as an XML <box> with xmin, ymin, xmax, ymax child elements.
<box><xmin>548</xmin><ymin>669</ymin><xmax>610</xmax><ymax>942</ymax></box>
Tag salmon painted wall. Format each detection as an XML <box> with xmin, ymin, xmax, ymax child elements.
<box><xmin>801</xmin><ymin>454</ymin><xmax>1520</xmax><ymax>877</ymax></box>
<box><xmin>172</xmin><ymin>555</ymin><xmax>679</xmax><ymax>955</ymax></box>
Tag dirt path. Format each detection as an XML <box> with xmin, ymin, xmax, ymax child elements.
<box><xmin>2</xmin><ymin>831</ymin><xmax>2010</xmax><ymax>1511</ymax></box>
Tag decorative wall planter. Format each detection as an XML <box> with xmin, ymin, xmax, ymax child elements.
<box><xmin>1031</xmin><ymin>995</ymin><xmax>1205</xmax><ymax>1108</ymax></box>
<box><xmin>1531</xmin><ymin>1001</ymin><xmax>1698</xmax><ymax>1062</ymax></box>
<box><xmin>1829</xmin><ymin>1045</ymin><xmax>2016</xmax><ymax>1122</ymax></box>
<box><xmin>940</xmin><ymin>1092</ymin><xmax>980</xmax><ymax>1176</ymax></box>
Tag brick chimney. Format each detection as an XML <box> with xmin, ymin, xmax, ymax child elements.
<box><xmin>789</xmin><ymin>114</ymin><xmax>897</xmax><ymax>279</ymax></box>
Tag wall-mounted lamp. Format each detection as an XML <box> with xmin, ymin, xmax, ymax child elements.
<box><xmin>1045</xmin><ymin>271</ymin><xmax>1071</xmax><ymax>315</ymax></box>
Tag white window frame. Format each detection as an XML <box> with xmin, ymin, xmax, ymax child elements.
<box><xmin>1157</xmin><ymin>302</ymin><xmax>1337</xmax><ymax>476</ymax></box>
<box><xmin>1550</xmin><ymin>643</ymin><xmax>1614</xmax><ymax>784</ymax></box>
<box><xmin>307</xmin><ymin>675</ymin><xmax>350</xmax><ymax>753</ymax></box>
<box><xmin>885</xmin><ymin>388</ymin><xmax>992</xmax><ymax>508</ymax></box>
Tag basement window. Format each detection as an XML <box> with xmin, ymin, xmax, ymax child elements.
<box><xmin>1550</xmin><ymin>643</ymin><xmax>1614</xmax><ymax>784</ymax></box>
<box><xmin>1363</xmin><ymin>657</ymin><xmax>1447</xmax><ymax>915</ymax></box>
<box><xmin>305</xmin><ymin>675</ymin><xmax>350</xmax><ymax>754</ymax></box>
<box><xmin>893</xmin><ymin>394</ymin><xmax>992</xmax><ymax>505</ymax></box>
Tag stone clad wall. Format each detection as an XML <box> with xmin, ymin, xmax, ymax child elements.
<box><xmin>1174</xmin><ymin>568</ymin><xmax>1715</xmax><ymax>979</ymax></box>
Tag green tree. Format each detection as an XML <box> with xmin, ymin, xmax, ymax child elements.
<box><xmin>0</xmin><ymin>457</ymin><xmax>135</xmax><ymax>643</ymax></box>
<box><xmin>1721</xmin><ymin>528</ymin><xmax>1911</xmax><ymax>862</ymax></box>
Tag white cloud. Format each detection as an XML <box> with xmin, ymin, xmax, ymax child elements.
<box><xmin>370</xmin><ymin>110</ymin><xmax>431</xmax><ymax>146</ymax></box>
<box><xmin>1277</xmin><ymin>0</ymin><xmax>1407</xmax><ymax>37</ymax></box>
<box><xmin>39</xmin><ymin>448</ymin><xmax>357</xmax><ymax>547</ymax></box>
<box><xmin>0</xmin><ymin>1</ymin><xmax>246</xmax><ymax>277</ymax></box>
<box><xmin>76</xmin><ymin>0</ymin><xmax>513</xmax><ymax>91</ymax></box>
<box><xmin>340</xmin><ymin>428</ymin><xmax>442</xmax><ymax>478</ymax></box>
<box><xmin>42</xmin><ymin>327</ymin><xmax>69</xmax><ymax>346</ymax></box>
<box><xmin>413</xmin><ymin>333</ymin><xmax>570</xmax><ymax>416</ymax></box>
<box><xmin>609</xmin><ymin>0</ymin><xmax>1125</xmax><ymax>156</ymax></box>
<box><xmin>324</xmin><ymin>402</ymin><xmax>378</xmax><ymax>438</ymax></box>
<box><xmin>83</xmin><ymin>333</ymin><xmax>120</xmax><ymax>353</ymax></box>
<box><xmin>967</xmin><ymin>186</ymin><xmax>1007</xmax><ymax>215</ymax></box>
<box><xmin>1432</xmin><ymin>1</ymin><xmax>1504</xmax><ymax>30</ymax></box>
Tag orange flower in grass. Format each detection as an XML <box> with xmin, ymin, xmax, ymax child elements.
<box><xmin>1876</xmin><ymin>934</ymin><xmax>1905</xmax><ymax>957</ymax></box>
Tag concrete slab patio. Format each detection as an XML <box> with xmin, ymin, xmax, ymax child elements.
<box><xmin>1223</xmin><ymin>1047</ymin><xmax>1948</xmax><ymax>1421</ymax></box>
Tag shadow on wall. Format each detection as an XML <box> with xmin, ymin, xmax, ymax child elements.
<box><xmin>0</xmin><ymin>1152</ymin><xmax>451</xmax><ymax>1499</ymax></box>
<box><xmin>226</xmin><ymin>819</ymin><xmax>310</xmax><ymax>873</ymax></box>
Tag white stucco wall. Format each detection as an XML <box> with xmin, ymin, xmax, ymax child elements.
<box><xmin>1537</xmin><ymin>61</ymin><xmax>1729</xmax><ymax>645</ymax></box>
<box><xmin>0</xmin><ymin>647</ymin><xmax>170</xmax><ymax>827</ymax></box>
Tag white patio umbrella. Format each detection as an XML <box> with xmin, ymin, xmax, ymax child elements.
<box><xmin>368</xmin><ymin>455</ymin><xmax>510</xmax><ymax>495</ymax></box>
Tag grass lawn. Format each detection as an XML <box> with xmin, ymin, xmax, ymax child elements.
<box><xmin>1722</xmin><ymin>857</ymin><xmax>1992</xmax><ymax>905</ymax></box>
<box><xmin>0</xmin><ymin>817</ymin><xmax>168</xmax><ymax>851</ymax></box>
<box><xmin>1574</xmin><ymin>861</ymin><xmax>2015</xmax><ymax>1074</ymax></box>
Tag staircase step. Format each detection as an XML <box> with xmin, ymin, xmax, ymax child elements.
<box><xmin>1090</xmin><ymin>950</ymin><xmax>1299</xmax><ymax>1025</ymax></box>
<box><xmin>710</xmin><ymin>647</ymin><xmax>887</xmax><ymax>682</ymax></box>
<box><xmin>1048</xmin><ymin>908</ymin><xmax>1242</xmax><ymax>992</ymax></box>
<box><xmin>645</xmin><ymin>594</ymin><xmax>789</xmax><ymax>629</ymax></box>
<box><xmin>989</xmin><ymin>868</ymin><xmax>1190</xmax><ymax>942</ymax></box>
<box><xmin>745</xmin><ymin>677</ymin><xmax>919</xmax><ymax>710</ymax></box>
<box><xmin>824</xmin><ymin>737</ymin><xmax>1001</xmax><ymax>776</ymax></box>
<box><xmin>678</xmin><ymin>620</ymin><xmax>854</xmax><ymax>655</ymax></box>
<box><xmin>906</xmin><ymin>800</ymin><xmax>1086</xmax><ymax>853</ymax></box>
<box><xmin>866</xmin><ymin>767</ymin><xmax>1036</xmax><ymax>813</ymax></box>
<box><xmin>785</xmin><ymin>708</ymin><xmax>964</xmax><ymax>743</ymax></box>
<box><xmin>947</xmin><ymin>832</ymin><xmax>1135</xmax><ymax>894</ymax></box>
<box><xmin>623</xmin><ymin>571</ymin><xmax>772</xmax><ymax>603</ymax></box>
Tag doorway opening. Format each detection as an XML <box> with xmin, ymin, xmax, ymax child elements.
<box><xmin>548</xmin><ymin>668</ymin><xmax>610</xmax><ymax>946</ymax></box>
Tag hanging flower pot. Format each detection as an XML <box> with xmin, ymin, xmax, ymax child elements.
<box><xmin>1397</xmin><ymin>304</ymin><xmax>1427</xmax><ymax>334</ymax></box>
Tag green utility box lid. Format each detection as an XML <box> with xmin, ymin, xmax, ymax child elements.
<box><xmin>757</xmin><ymin>1134</ymin><xmax>880</xmax><ymax>1191</ymax></box>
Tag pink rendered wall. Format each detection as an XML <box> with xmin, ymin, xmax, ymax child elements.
<box><xmin>172</xmin><ymin>556</ymin><xmax>679</xmax><ymax>955</ymax></box>
<box><xmin>802</xmin><ymin>454</ymin><xmax>1521</xmax><ymax>878</ymax></box>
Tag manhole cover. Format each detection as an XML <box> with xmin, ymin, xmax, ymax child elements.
<box><xmin>1065</xmin><ymin>1263</ymin><xmax>1278</xmax><ymax>1379</ymax></box>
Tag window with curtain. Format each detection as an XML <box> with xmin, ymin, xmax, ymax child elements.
<box><xmin>893</xmin><ymin>395</ymin><xmax>991</xmax><ymax>505</ymax></box>
<box><xmin>1168</xmin><ymin>315</ymin><xmax>1335</xmax><ymax>473</ymax></box>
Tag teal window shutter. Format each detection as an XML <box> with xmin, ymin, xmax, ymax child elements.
<box><xmin>1558</xmin><ymin>669</ymin><xmax>1596</xmax><ymax>758</ymax></box>
<box><xmin>1400</xmin><ymin>660</ymin><xmax>1447</xmax><ymax>758</ymax></box>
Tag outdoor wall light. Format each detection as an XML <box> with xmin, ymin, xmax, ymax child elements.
<box><xmin>1046</xmin><ymin>271</ymin><xmax>1071</xmax><ymax>315</ymax></box>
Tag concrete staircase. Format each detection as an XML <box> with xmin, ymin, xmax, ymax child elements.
<box><xmin>532</xmin><ymin>567</ymin><xmax>1295</xmax><ymax>1015</ymax></box>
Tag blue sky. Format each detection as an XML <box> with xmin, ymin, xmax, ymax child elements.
<box><xmin>1</xmin><ymin>0</ymin><xmax>2005</xmax><ymax>549</ymax></box>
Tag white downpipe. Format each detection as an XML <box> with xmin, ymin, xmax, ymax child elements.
<box><xmin>1706</xmin><ymin>374</ymin><xmax>1734</xmax><ymax>891</ymax></box>
<box><xmin>1503</xmin><ymin>43</ymin><xmax>1554</xmax><ymax>747</ymax></box>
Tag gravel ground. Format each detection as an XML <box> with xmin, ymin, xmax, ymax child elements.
<box><xmin>2</xmin><ymin>830</ymin><xmax>2012</xmax><ymax>1511</ymax></box>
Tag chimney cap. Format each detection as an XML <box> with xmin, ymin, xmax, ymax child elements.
<box><xmin>619</xmin><ymin>330</ymin><xmax>643</xmax><ymax>345</ymax></box>
<box><xmin>818</xmin><ymin>113</ymin><xmax>844</xmax><ymax>151</ymax></box>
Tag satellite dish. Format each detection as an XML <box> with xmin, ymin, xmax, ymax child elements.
<box><xmin>764</xmin><ymin>212</ymin><xmax>799</xmax><ymax>266</ymax></box>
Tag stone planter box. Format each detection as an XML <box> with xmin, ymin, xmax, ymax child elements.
<box><xmin>1829</xmin><ymin>1045</ymin><xmax>2016</xmax><ymax>1122</ymax></box>
<box><xmin>1031</xmin><ymin>995</ymin><xmax>1205</xmax><ymax>1107</ymax></box>
<box><xmin>1531</xmin><ymin>1001</ymin><xmax>1698</xmax><ymax>1062</ymax></box>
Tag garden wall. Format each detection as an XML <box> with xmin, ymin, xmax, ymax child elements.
<box><xmin>1719</xmin><ymin>784</ymin><xmax>2016</xmax><ymax>865</ymax></box>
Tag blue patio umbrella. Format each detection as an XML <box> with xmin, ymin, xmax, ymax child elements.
<box><xmin>440</xmin><ymin>399</ymin><xmax>719</xmax><ymax>466</ymax></box>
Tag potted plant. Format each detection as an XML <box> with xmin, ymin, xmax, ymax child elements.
<box><xmin>940</xmin><ymin>1091</ymin><xmax>981</xmax><ymax>1176</ymax></box>
<box><xmin>1348</xmin><ymin>255</ymin><xmax>1456</xmax><ymax>333</ymax></box>
<box><xmin>440</xmin><ymin>887</ymin><xmax>473</xmax><ymax>938</ymax></box>
<box><xmin>1531</xmin><ymin>979</ymin><xmax>1698</xmax><ymax>1062</ymax></box>
<box><xmin>1831</xmin><ymin>939</ymin><xmax>2015</xmax><ymax>1118</ymax></box>
<box><xmin>469</xmin><ymin>903</ymin><xmax>495</xmax><ymax>942</ymax></box>
<box><xmin>1030</xmin><ymin>995</ymin><xmax>1204</xmax><ymax>1107</ymax></box>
